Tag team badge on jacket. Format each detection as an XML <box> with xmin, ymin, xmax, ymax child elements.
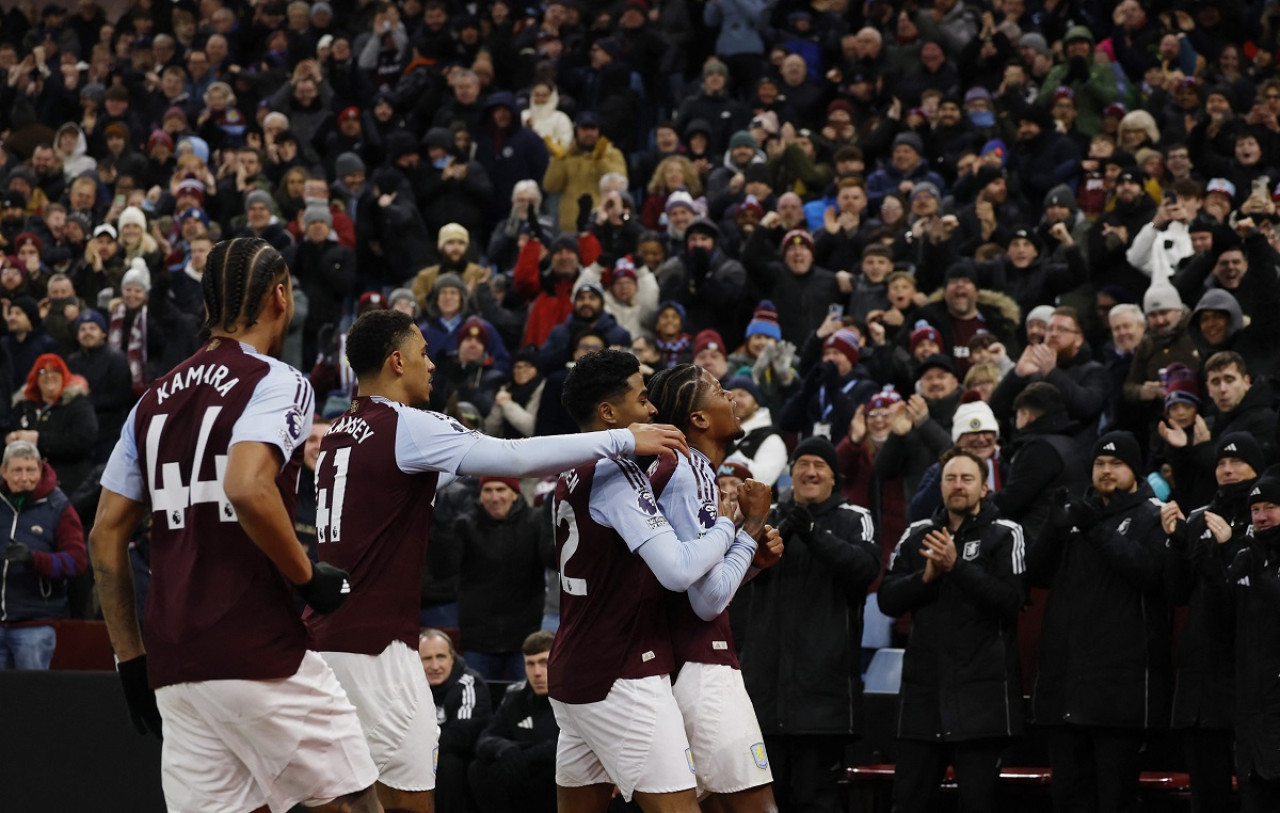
<box><xmin>963</xmin><ymin>541</ymin><xmax>980</xmax><ymax>561</ymax></box>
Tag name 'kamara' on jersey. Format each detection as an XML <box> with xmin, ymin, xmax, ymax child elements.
<box><xmin>154</xmin><ymin>362</ymin><xmax>241</xmax><ymax>404</ymax></box>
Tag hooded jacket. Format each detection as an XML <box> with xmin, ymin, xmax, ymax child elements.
<box><xmin>54</xmin><ymin>123</ymin><xmax>96</xmax><ymax>181</ymax></box>
<box><xmin>475</xmin><ymin>92</ymin><xmax>550</xmax><ymax>228</ymax></box>
<box><xmin>0</xmin><ymin>461</ymin><xmax>86</xmax><ymax>624</ymax></box>
<box><xmin>13</xmin><ymin>376</ymin><xmax>98</xmax><ymax>497</ymax></box>
<box><xmin>520</xmin><ymin>86</ymin><xmax>574</xmax><ymax>153</ymax></box>
<box><xmin>993</xmin><ymin>409</ymin><xmax>1089</xmax><ymax>539</ymax></box>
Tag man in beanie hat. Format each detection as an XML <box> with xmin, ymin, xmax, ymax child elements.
<box><xmin>237</xmin><ymin>188</ymin><xmax>292</xmax><ymax>251</ymax></box>
<box><xmin>866</xmin><ymin>130</ymin><xmax>946</xmax><ymax>212</ymax></box>
<box><xmin>741</xmin><ymin>433</ymin><xmax>879</xmax><ymax>812</ymax></box>
<box><xmin>779</xmin><ymin>326</ymin><xmax>877</xmax><ymax>440</ymax></box>
<box><xmin>67</xmin><ymin>307</ymin><xmax>134</xmax><ymax>460</ymax></box>
<box><xmin>1086</xmin><ymin>167</ymin><xmax>1157</xmax><ymax>301</ymax></box>
<box><xmin>1123</xmin><ymin>279</ymin><xmax>1198</xmax><ymax>417</ymax></box>
<box><xmin>655</xmin><ymin>217</ymin><xmax>748</xmax><ymax>345</ymax></box>
<box><xmin>514</xmin><ymin>229</ymin><xmax>593</xmax><ymax>349</ymax></box>
<box><xmin>1028</xmin><ymin>429</ymin><xmax>1171</xmax><ymax>813</ymax></box>
<box><xmin>908</xmin><ymin>397</ymin><xmax>1008</xmax><ymax>521</ymax></box>
<box><xmin>907</xmin><ymin>261</ymin><xmax>1019</xmax><ymax>379</ymax></box>
<box><xmin>1007</xmin><ymin>103</ymin><xmax>1083</xmax><ymax>219</ymax></box>
<box><xmin>2</xmin><ymin>297</ymin><xmax>58</xmax><ymax>392</ymax></box>
<box><xmin>1036</xmin><ymin>24</ymin><xmax>1118</xmax><ymax>136</ymax></box>
<box><xmin>283</xmin><ymin>201</ymin><xmax>356</xmax><ymax>367</ymax></box>
<box><xmin>413</xmin><ymin>224</ymin><xmax>490</xmax><ymax>323</ymax></box>
<box><xmin>879</xmin><ymin>445</ymin><xmax>1027</xmax><ymax>813</ymax></box>
<box><xmin>539</xmin><ymin>279</ymin><xmax>633</xmax><ymax>374</ymax></box>
<box><xmin>1159</xmin><ymin>431</ymin><xmax>1259</xmax><ymax>813</ymax></box>
<box><xmin>691</xmin><ymin>328</ymin><xmax>730</xmax><ymax>381</ymax></box>
<box><xmin>741</xmin><ymin>220</ymin><xmax>840</xmax><ymax>345</ymax></box>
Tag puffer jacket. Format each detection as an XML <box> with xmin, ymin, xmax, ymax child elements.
<box><xmin>13</xmin><ymin>382</ymin><xmax>98</xmax><ymax>496</ymax></box>
<box><xmin>1027</xmin><ymin>483</ymin><xmax>1172</xmax><ymax>729</ymax></box>
<box><xmin>879</xmin><ymin>501</ymin><xmax>1026</xmax><ymax>741</ymax></box>
<box><xmin>741</xmin><ymin>492</ymin><xmax>880</xmax><ymax>735</ymax></box>
<box><xmin>430</xmin><ymin>658</ymin><xmax>494</xmax><ymax>760</ymax></box>
<box><xmin>0</xmin><ymin>461</ymin><xmax>86</xmax><ymax>624</ymax></box>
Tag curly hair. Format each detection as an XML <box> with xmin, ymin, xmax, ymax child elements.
<box><xmin>561</xmin><ymin>349</ymin><xmax>640</xmax><ymax>427</ymax></box>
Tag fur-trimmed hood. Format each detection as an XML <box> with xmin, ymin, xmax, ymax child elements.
<box><xmin>922</xmin><ymin>285</ymin><xmax>1021</xmax><ymax>325</ymax></box>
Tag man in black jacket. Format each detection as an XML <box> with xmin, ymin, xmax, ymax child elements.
<box><xmin>283</xmin><ymin>203</ymin><xmax>356</xmax><ymax>367</ymax></box>
<box><xmin>1028</xmin><ymin>431</ymin><xmax>1172</xmax><ymax>813</ymax></box>
<box><xmin>741</xmin><ymin>436</ymin><xmax>880</xmax><ymax>812</ymax></box>
<box><xmin>993</xmin><ymin>382</ymin><xmax>1088</xmax><ymax>539</ymax></box>
<box><xmin>1227</xmin><ymin>476</ymin><xmax>1280</xmax><ymax>812</ymax></box>
<box><xmin>420</xmin><ymin>628</ymin><xmax>493</xmax><ymax>813</ymax></box>
<box><xmin>1162</xmin><ymin>432</ymin><xmax>1261</xmax><ymax>813</ymax></box>
<box><xmin>469</xmin><ymin>631</ymin><xmax>558</xmax><ymax>813</ymax></box>
<box><xmin>879</xmin><ymin>447</ymin><xmax>1026</xmax><ymax>813</ymax></box>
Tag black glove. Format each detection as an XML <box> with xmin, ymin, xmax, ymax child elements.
<box><xmin>4</xmin><ymin>542</ymin><xmax>33</xmax><ymax>565</ymax></box>
<box><xmin>525</xmin><ymin>204</ymin><xmax>545</xmax><ymax>243</ymax></box>
<box><xmin>1225</xmin><ymin>546</ymin><xmax>1258</xmax><ymax>582</ymax></box>
<box><xmin>802</xmin><ymin>363</ymin><xmax>826</xmax><ymax>395</ymax></box>
<box><xmin>296</xmin><ymin>561</ymin><xmax>352</xmax><ymax>614</ymax></box>
<box><xmin>1067</xmin><ymin>55</ymin><xmax>1089</xmax><ymax>82</ymax></box>
<box><xmin>1045</xmin><ymin>488</ymin><xmax>1072</xmax><ymax>533</ymax></box>
<box><xmin>821</xmin><ymin>359</ymin><xmax>843</xmax><ymax>388</ymax></box>
<box><xmin>494</xmin><ymin>745</ymin><xmax>529</xmax><ymax>786</ymax></box>
<box><xmin>689</xmin><ymin>246</ymin><xmax>712</xmax><ymax>281</ymax></box>
<box><xmin>576</xmin><ymin>193</ymin><xmax>594</xmax><ymax>233</ymax></box>
<box><xmin>117</xmin><ymin>655</ymin><xmax>163</xmax><ymax>738</ymax></box>
<box><xmin>777</xmin><ymin>503</ymin><xmax>815</xmax><ymax>543</ymax></box>
<box><xmin>1066</xmin><ymin>496</ymin><xmax>1104</xmax><ymax>532</ymax></box>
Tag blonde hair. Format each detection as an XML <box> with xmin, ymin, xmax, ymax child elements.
<box><xmin>647</xmin><ymin>155</ymin><xmax>703</xmax><ymax>198</ymax></box>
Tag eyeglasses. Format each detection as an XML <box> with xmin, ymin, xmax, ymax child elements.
<box><xmin>37</xmin><ymin>369</ymin><xmax>62</xmax><ymax>377</ymax></box>
<box><xmin>1045</xmin><ymin>325</ymin><xmax>1079</xmax><ymax>334</ymax></box>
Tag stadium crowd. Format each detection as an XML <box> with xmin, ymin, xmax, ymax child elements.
<box><xmin>3</xmin><ymin>0</ymin><xmax>1280</xmax><ymax>809</ymax></box>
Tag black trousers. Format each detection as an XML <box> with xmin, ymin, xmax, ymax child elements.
<box><xmin>1045</xmin><ymin>726</ymin><xmax>1144</xmax><ymax>813</ymax></box>
<box><xmin>1184</xmin><ymin>727</ymin><xmax>1236</xmax><ymax>813</ymax></box>
<box><xmin>765</xmin><ymin>734</ymin><xmax>848</xmax><ymax>813</ymax></box>
<box><xmin>468</xmin><ymin>754</ymin><xmax>556</xmax><ymax>813</ymax></box>
<box><xmin>890</xmin><ymin>737</ymin><xmax>1007</xmax><ymax>813</ymax></box>
<box><xmin>1239</xmin><ymin>769</ymin><xmax>1280</xmax><ymax>813</ymax></box>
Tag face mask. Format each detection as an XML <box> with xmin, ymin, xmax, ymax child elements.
<box><xmin>968</xmin><ymin>110</ymin><xmax>995</xmax><ymax>128</ymax></box>
<box><xmin>432</xmin><ymin>157</ymin><xmax>451</xmax><ymax>169</ymax></box>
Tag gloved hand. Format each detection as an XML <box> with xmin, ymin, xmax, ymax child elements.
<box><xmin>1045</xmin><ymin>488</ymin><xmax>1073</xmax><ymax>533</ymax></box>
<box><xmin>801</xmin><ymin>363</ymin><xmax>825</xmax><ymax>395</ymax></box>
<box><xmin>4</xmin><ymin>542</ymin><xmax>33</xmax><ymax>565</ymax></box>
<box><xmin>752</xmin><ymin>343</ymin><xmax>775</xmax><ymax>379</ymax></box>
<box><xmin>297</xmin><ymin>561</ymin><xmax>353</xmax><ymax>614</ymax></box>
<box><xmin>1066</xmin><ymin>496</ymin><xmax>1105</xmax><ymax>531</ymax></box>
<box><xmin>776</xmin><ymin>503</ymin><xmax>815</xmax><ymax>543</ymax></box>
<box><xmin>525</xmin><ymin>204</ymin><xmax>545</xmax><ymax>243</ymax></box>
<box><xmin>117</xmin><ymin>655</ymin><xmax>163</xmax><ymax>738</ymax></box>
<box><xmin>494</xmin><ymin>744</ymin><xmax>529</xmax><ymax>785</ymax></box>
<box><xmin>1226</xmin><ymin>545</ymin><xmax>1259</xmax><ymax>582</ymax></box>
<box><xmin>689</xmin><ymin>246</ymin><xmax>712</xmax><ymax>282</ymax></box>
<box><xmin>576</xmin><ymin>193</ymin><xmax>594</xmax><ymax>233</ymax></box>
<box><xmin>821</xmin><ymin>359</ymin><xmax>843</xmax><ymax>388</ymax></box>
<box><xmin>1067</xmin><ymin>55</ymin><xmax>1090</xmax><ymax>82</ymax></box>
<box><xmin>773</xmin><ymin>341</ymin><xmax>797</xmax><ymax>375</ymax></box>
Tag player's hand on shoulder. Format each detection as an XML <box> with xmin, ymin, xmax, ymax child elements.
<box><xmin>753</xmin><ymin>524</ymin><xmax>785</xmax><ymax>569</ymax></box>
<box><xmin>628</xmin><ymin>422</ymin><xmax>689</xmax><ymax>460</ymax></box>
<box><xmin>296</xmin><ymin>561</ymin><xmax>353</xmax><ymax>614</ymax></box>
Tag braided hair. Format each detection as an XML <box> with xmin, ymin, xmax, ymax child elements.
<box><xmin>647</xmin><ymin>364</ymin><xmax>708</xmax><ymax>435</ymax></box>
<box><xmin>202</xmin><ymin>237</ymin><xmax>288</xmax><ymax>334</ymax></box>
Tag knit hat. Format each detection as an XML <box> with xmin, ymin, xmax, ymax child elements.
<box><xmin>1019</xmin><ymin>104</ymin><xmax>1054</xmax><ymax>131</ymax></box>
<box><xmin>118</xmin><ymin>206</ymin><xmax>146</xmax><ymax>230</ymax></box>
<box><xmin>702</xmin><ymin>58</ymin><xmax>729</xmax><ymax>78</ymax></box>
<box><xmin>1217</xmin><ymin>432</ymin><xmax>1266</xmax><ymax>476</ymax></box>
<box><xmin>606</xmin><ymin>256</ymin><xmax>638</xmax><ymax>287</ymax></box>
<box><xmin>665</xmin><ymin>189</ymin><xmax>697</xmax><ymax>214</ymax></box>
<box><xmin>743</xmin><ymin>163</ymin><xmax>772</xmax><ymax>185</ymax></box>
<box><xmin>1026</xmin><ymin>304</ymin><xmax>1055</xmax><ymax>327</ymax></box>
<box><xmin>73</xmin><ymin>310</ymin><xmax>108</xmax><ymax>333</ymax></box>
<box><xmin>1043</xmin><ymin>184</ymin><xmax>1078</xmax><ymax>214</ymax></box>
<box><xmin>437</xmin><ymin>222</ymin><xmax>469</xmax><ymax>250</ymax></box>
<box><xmin>725</xmin><ymin>374</ymin><xmax>761</xmax><ymax>403</ymax></box>
<box><xmin>952</xmin><ymin>400</ymin><xmax>999</xmax><ymax>442</ymax></box>
<box><xmin>717</xmin><ymin>461</ymin><xmax>753</xmax><ymax>481</ymax></box>
<box><xmin>388</xmin><ymin>287</ymin><xmax>416</xmax><ymax>311</ymax></box>
<box><xmin>867</xmin><ymin>386</ymin><xmax>902</xmax><ymax>412</ymax></box>
<box><xmin>479</xmin><ymin>475</ymin><xmax>521</xmax><ymax>494</ymax></box>
<box><xmin>781</xmin><ymin>229</ymin><xmax>814</xmax><ymax>253</ymax></box>
<box><xmin>980</xmin><ymin>139</ymin><xmax>1007</xmax><ymax>166</ymax></box>
<box><xmin>728</xmin><ymin>131</ymin><xmax>756</xmax><ymax>152</ymax></box>
<box><xmin>693</xmin><ymin>329</ymin><xmax>727</xmax><ymax>359</ymax></box>
<box><xmin>458</xmin><ymin>316</ymin><xmax>489</xmax><ymax>348</ymax></box>
<box><xmin>175</xmin><ymin>178</ymin><xmax>205</xmax><ymax>204</ymax></box>
<box><xmin>1143</xmin><ymin>280</ymin><xmax>1185</xmax><ymax>314</ymax></box>
<box><xmin>736</xmin><ymin>194</ymin><xmax>764</xmax><ymax>218</ymax></box>
<box><xmin>791</xmin><ymin>435</ymin><xmax>839</xmax><ymax>475</ymax></box>
<box><xmin>245</xmin><ymin>189</ymin><xmax>273</xmax><ymax>210</ymax></box>
<box><xmin>9</xmin><ymin>296</ymin><xmax>40</xmax><ymax>329</ymax></box>
<box><xmin>1063</xmin><ymin>24</ymin><xmax>1095</xmax><ymax>45</ymax></box>
<box><xmin>178</xmin><ymin>207</ymin><xmax>210</xmax><ymax>227</ymax></box>
<box><xmin>303</xmin><ymin>203</ymin><xmax>332</xmax><ymax>227</ymax></box>
<box><xmin>1164</xmin><ymin>363</ymin><xmax>1201</xmax><ymax>410</ymax></box>
<box><xmin>655</xmin><ymin>300</ymin><xmax>686</xmax><ymax>325</ymax></box>
<box><xmin>573</xmin><ymin>279</ymin><xmax>606</xmax><ymax>302</ymax></box>
<box><xmin>1248</xmin><ymin>476</ymin><xmax>1280</xmax><ymax>506</ymax></box>
<box><xmin>147</xmin><ymin>130</ymin><xmax>174</xmax><ymax>153</ymax></box>
<box><xmin>121</xmin><ymin>257</ymin><xmax>151</xmax><ymax>292</ymax></box>
<box><xmin>1206</xmin><ymin>177</ymin><xmax>1236</xmax><ymax>198</ymax></box>
<box><xmin>964</xmin><ymin>87</ymin><xmax>992</xmax><ymax>105</ymax></box>
<box><xmin>335</xmin><ymin>152</ymin><xmax>366</xmax><ymax>177</ymax></box>
<box><xmin>549</xmin><ymin>234</ymin><xmax>579</xmax><ymax>256</ymax></box>
<box><xmin>909</xmin><ymin>324</ymin><xmax>942</xmax><ymax>354</ymax></box>
<box><xmin>892</xmin><ymin>131</ymin><xmax>924</xmax><ymax>155</ymax></box>
<box><xmin>746</xmin><ymin>300</ymin><xmax>782</xmax><ymax>340</ymax></box>
<box><xmin>1092</xmin><ymin>431</ymin><xmax>1143</xmax><ymax>476</ymax></box>
<box><xmin>945</xmin><ymin>262</ymin><xmax>979</xmax><ymax>285</ymax></box>
<box><xmin>911</xmin><ymin>182</ymin><xmax>941</xmax><ymax>201</ymax></box>
<box><xmin>823</xmin><ymin>328</ymin><xmax>860</xmax><ymax>367</ymax></box>
<box><xmin>1051</xmin><ymin>86</ymin><xmax>1075</xmax><ymax>103</ymax></box>
<box><xmin>12</xmin><ymin>232</ymin><xmax>42</xmax><ymax>255</ymax></box>
<box><xmin>66</xmin><ymin>212</ymin><xmax>92</xmax><ymax>235</ymax></box>
<box><xmin>685</xmin><ymin>218</ymin><xmax>719</xmax><ymax>243</ymax></box>
<box><xmin>358</xmin><ymin>291</ymin><xmax>387</xmax><ymax>313</ymax></box>
<box><xmin>1019</xmin><ymin>32</ymin><xmax>1049</xmax><ymax>55</ymax></box>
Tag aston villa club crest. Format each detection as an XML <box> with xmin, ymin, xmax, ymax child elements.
<box><xmin>750</xmin><ymin>742</ymin><xmax>769</xmax><ymax>769</ymax></box>
<box><xmin>206</xmin><ymin>339</ymin><xmax>221</xmax><ymax>351</ymax></box>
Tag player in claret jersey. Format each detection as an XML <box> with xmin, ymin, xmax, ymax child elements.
<box><xmin>550</xmin><ymin>349</ymin><xmax>765</xmax><ymax>813</ymax></box>
<box><xmin>647</xmin><ymin>364</ymin><xmax>783</xmax><ymax>812</ymax></box>
<box><xmin>305</xmin><ymin>310</ymin><xmax>691</xmax><ymax>813</ymax></box>
<box><xmin>90</xmin><ymin>237</ymin><xmax>382</xmax><ymax>813</ymax></box>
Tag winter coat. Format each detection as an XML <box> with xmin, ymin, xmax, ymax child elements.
<box><xmin>283</xmin><ymin>237</ymin><xmax>356</xmax><ymax>339</ymax></box>
<box><xmin>0</xmin><ymin>461</ymin><xmax>86</xmax><ymax>623</ymax></box>
<box><xmin>703</xmin><ymin>0</ymin><xmax>767</xmax><ymax>56</ymax></box>
<box><xmin>1169</xmin><ymin>380</ymin><xmax>1277</xmax><ymax>510</ymax></box>
<box><xmin>741</xmin><ymin>492</ymin><xmax>880</xmax><ymax>735</ymax></box>
<box><xmin>13</xmin><ymin>382</ymin><xmax>98</xmax><ymax>496</ymax></box>
<box><xmin>657</xmin><ymin>245</ymin><xmax>748</xmax><ymax>343</ymax></box>
<box><xmin>741</xmin><ymin>227</ymin><xmax>842</xmax><ymax>346</ymax></box>
<box><xmin>67</xmin><ymin>342</ymin><xmax>134</xmax><ymax>461</ymax></box>
<box><xmin>992</xmin><ymin>409</ymin><xmax>1089</xmax><ymax>540</ymax></box>
<box><xmin>1027</xmin><ymin>483</ymin><xmax>1172</xmax><ymax>729</ymax></box>
<box><xmin>475</xmin><ymin>92</ymin><xmax>550</xmax><ymax>229</ymax></box>
<box><xmin>778</xmin><ymin>360</ymin><xmax>879</xmax><ymax>440</ymax></box>
<box><xmin>989</xmin><ymin>344</ymin><xmax>1110</xmax><ymax>435</ymax></box>
<box><xmin>1123</xmin><ymin>313</ymin><xmax>1201</xmax><ymax>404</ymax></box>
<box><xmin>520</xmin><ymin>87</ymin><xmax>574</xmax><ymax>154</ymax></box>
<box><xmin>865</xmin><ymin>159</ymin><xmax>947</xmax><ymax>211</ymax></box>
<box><xmin>538</xmin><ymin>311</ymin><xmax>632</xmax><ymax>375</ymax></box>
<box><xmin>905</xmin><ymin>289</ymin><xmax>1021</xmax><ymax>378</ymax></box>
<box><xmin>542</xmin><ymin>137</ymin><xmax>629</xmax><ymax>232</ymax></box>
<box><xmin>475</xmin><ymin>679</ymin><xmax>558</xmax><ymax>766</ymax></box>
<box><xmin>879</xmin><ymin>501</ymin><xmax>1025</xmax><ymax>741</ymax></box>
<box><xmin>449</xmin><ymin>496</ymin><xmax>550</xmax><ymax>654</ymax></box>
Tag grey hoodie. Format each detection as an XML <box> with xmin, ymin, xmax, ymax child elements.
<box><xmin>1191</xmin><ymin>288</ymin><xmax>1244</xmax><ymax>344</ymax></box>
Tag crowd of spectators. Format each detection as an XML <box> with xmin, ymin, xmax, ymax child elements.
<box><xmin>4</xmin><ymin>0</ymin><xmax>1280</xmax><ymax>808</ymax></box>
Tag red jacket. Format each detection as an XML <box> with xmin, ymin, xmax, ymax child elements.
<box><xmin>514</xmin><ymin>234</ymin><xmax>601</xmax><ymax>348</ymax></box>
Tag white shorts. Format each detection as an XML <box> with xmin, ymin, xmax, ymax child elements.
<box><xmin>322</xmin><ymin>640</ymin><xmax>440</xmax><ymax>792</ymax></box>
<box><xmin>552</xmin><ymin>675</ymin><xmax>696</xmax><ymax>801</ymax></box>
<box><xmin>156</xmin><ymin>649</ymin><xmax>378</xmax><ymax>813</ymax></box>
<box><xmin>672</xmin><ymin>662</ymin><xmax>773</xmax><ymax>795</ymax></box>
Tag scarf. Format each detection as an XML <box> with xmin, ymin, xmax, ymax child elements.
<box><xmin>655</xmin><ymin>333</ymin><xmax>691</xmax><ymax>368</ymax></box>
<box><xmin>109</xmin><ymin>302</ymin><xmax>149</xmax><ymax>396</ymax></box>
